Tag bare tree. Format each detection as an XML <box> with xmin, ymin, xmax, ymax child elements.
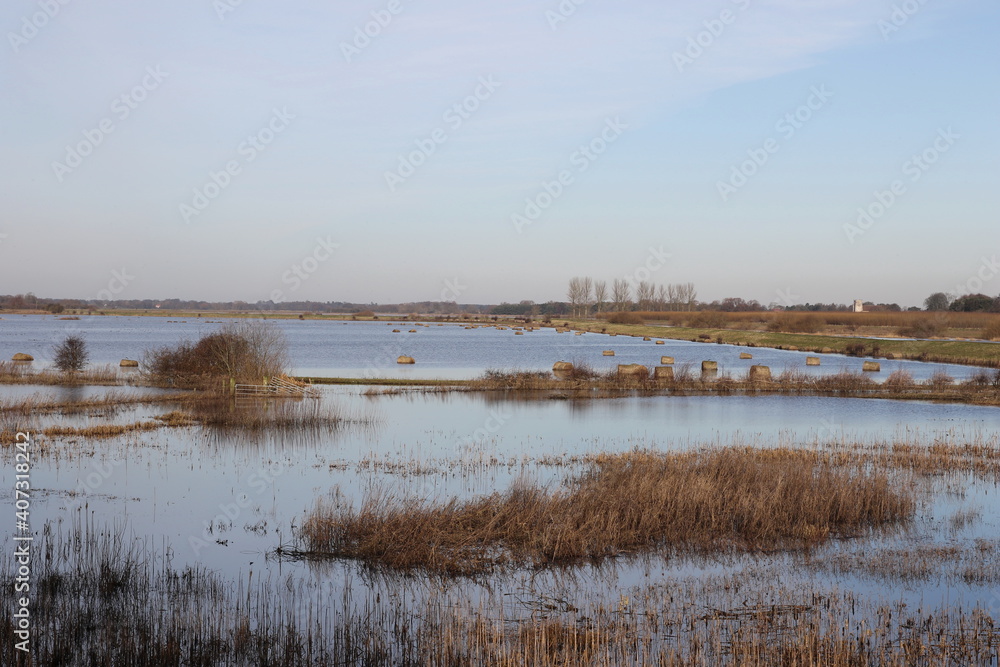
<box><xmin>581</xmin><ymin>277</ymin><xmax>593</xmax><ymax>317</ymax></box>
<box><xmin>567</xmin><ymin>277</ymin><xmax>584</xmax><ymax>318</ymax></box>
<box><xmin>636</xmin><ymin>281</ymin><xmax>655</xmax><ymax>311</ymax></box>
<box><xmin>54</xmin><ymin>335</ymin><xmax>88</xmax><ymax>372</ymax></box>
<box><xmin>593</xmin><ymin>280</ymin><xmax>608</xmax><ymax>314</ymax></box>
<box><xmin>655</xmin><ymin>284</ymin><xmax>667</xmax><ymax>311</ymax></box>
<box><xmin>678</xmin><ymin>283</ymin><xmax>698</xmax><ymax>312</ymax></box>
<box><xmin>666</xmin><ymin>284</ymin><xmax>679</xmax><ymax>310</ymax></box>
<box><xmin>612</xmin><ymin>279</ymin><xmax>632</xmax><ymax>312</ymax></box>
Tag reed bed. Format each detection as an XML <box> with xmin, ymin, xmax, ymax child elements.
<box><xmin>297</xmin><ymin>448</ymin><xmax>914</xmax><ymax>576</ymax></box>
<box><xmin>0</xmin><ymin>361</ymin><xmax>127</xmax><ymax>385</ymax></box>
<box><xmin>6</xmin><ymin>515</ymin><xmax>1000</xmax><ymax>666</ymax></box>
<box><xmin>41</xmin><ymin>420</ymin><xmax>164</xmax><ymax>439</ymax></box>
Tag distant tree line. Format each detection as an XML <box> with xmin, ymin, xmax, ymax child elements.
<box><xmin>924</xmin><ymin>292</ymin><xmax>1000</xmax><ymax>313</ymax></box>
<box><xmin>564</xmin><ymin>277</ymin><xmax>698</xmax><ymax>316</ymax></box>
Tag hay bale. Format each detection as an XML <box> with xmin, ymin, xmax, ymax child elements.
<box><xmin>862</xmin><ymin>361</ymin><xmax>880</xmax><ymax>372</ymax></box>
<box><xmin>654</xmin><ymin>366</ymin><xmax>674</xmax><ymax>381</ymax></box>
<box><xmin>119</xmin><ymin>359</ymin><xmax>139</xmax><ymax>368</ymax></box>
<box><xmin>821</xmin><ymin>347</ymin><xmax>835</xmax><ymax>354</ymax></box>
<box><xmin>701</xmin><ymin>361</ymin><xmax>718</xmax><ymax>372</ymax></box>
<box><xmin>617</xmin><ymin>364</ymin><xmax>649</xmax><ymax>378</ymax></box>
<box><xmin>740</xmin><ymin>352</ymin><xmax>753</xmax><ymax>360</ymax></box>
<box><xmin>643</xmin><ymin>337</ymin><xmax>652</xmax><ymax>341</ymax></box>
<box><xmin>397</xmin><ymin>356</ymin><xmax>416</xmax><ymax>365</ymax></box>
<box><xmin>553</xmin><ymin>361</ymin><xmax>574</xmax><ymax>372</ymax></box>
<box><xmin>806</xmin><ymin>357</ymin><xmax>821</xmax><ymax>366</ymax></box>
<box><xmin>655</xmin><ymin>340</ymin><xmax>665</xmax><ymax>345</ymax></box>
<box><xmin>748</xmin><ymin>365</ymin><xmax>771</xmax><ymax>382</ymax></box>
<box><xmin>885</xmin><ymin>352</ymin><xmax>900</xmax><ymax>360</ymax></box>
<box><xmin>11</xmin><ymin>353</ymin><xmax>33</xmax><ymax>361</ymax></box>
<box><xmin>514</xmin><ymin>331</ymin><xmax>524</xmax><ymax>335</ymax></box>
<box><xmin>392</xmin><ymin>329</ymin><xmax>401</xmax><ymax>333</ymax></box>
<box><xmin>602</xmin><ymin>350</ymin><xmax>615</xmax><ymax>356</ymax></box>
<box><xmin>408</xmin><ymin>329</ymin><xmax>417</xmax><ymax>333</ymax></box>
<box><xmin>574</xmin><ymin>332</ymin><xmax>584</xmax><ymax>336</ymax></box>
<box><xmin>786</xmin><ymin>346</ymin><xmax>799</xmax><ymax>351</ymax></box>
<box><xmin>660</xmin><ymin>356</ymin><xmax>675</xmax><ymax>365</ymax></box>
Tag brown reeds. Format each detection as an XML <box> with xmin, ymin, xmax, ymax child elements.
<box><xmin>298</xmin><ymin>448</ymin><xmax>913</xmax><ymax>575</ymax></box>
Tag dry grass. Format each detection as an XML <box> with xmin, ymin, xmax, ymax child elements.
<box><xmin>297</xmin><ymin>448</ymin><xmax>913</xmax><ymax>575</ymax></box>
<box><xmin>41</xmin><ymin>420</ymin><xmax>163</xmax><ymax>439</ymax></box>
<box><xmin>0</xmin><ymin>361</ymin><xmax>123</xmax><ymax>385</ymax></box>
<box><xmin>628</xmin><ymin>310</ymin><xmax>1000</xmax><ymax>333</ymax></box>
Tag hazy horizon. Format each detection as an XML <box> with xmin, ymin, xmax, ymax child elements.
<box><xmin>3</xmin><ymin>1</ymin><xmax>997</xmax><ymax>307</ymax></box>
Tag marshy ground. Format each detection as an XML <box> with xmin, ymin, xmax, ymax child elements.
<box><xmin>3</xmin><ymin>324</ymin><xmax>1000</xmax><ymax>664</ymax></box>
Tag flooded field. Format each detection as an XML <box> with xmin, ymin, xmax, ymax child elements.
<box><xmin>0</xmin><ymin>314</ymin><xmax>982</xmax><ymax>382</ymax></box>
<box><xmin>4</xmin><ymin>375</ymin><xmax>1000</xmax><ymax>663</ymax></box>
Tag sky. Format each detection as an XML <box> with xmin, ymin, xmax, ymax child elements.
<box><xmin>1</xmin><ymin>0</ymin><xmax>997</xmax><ymax>308</ymax></box>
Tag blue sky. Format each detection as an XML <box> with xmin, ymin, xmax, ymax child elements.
<box><xmin>2</xmin><ymin>0</ymin><xmax>997</xmax><ymax>307</ymax></box>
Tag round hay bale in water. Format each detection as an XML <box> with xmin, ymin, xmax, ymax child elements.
<box><xmin>740</xmin><ymin>352</ymin><xmax>753</xmax><ymax>360</ymax></box>
<box><xmin>617</xmin><ymin>364</ymin><xmax>649</xmax><ymax>378</ymax></box>
<box><xmin>514</xmin><ymin>331</ymin><xmax>524</xmax><ymax>335</ymax></box>
<box><xmin>119</xmin><ymin>359</ymin><xmax>139</xmax><ymax>368</ymax></box>
<box><xmin>786</xmin><ymin>346</ymin><xmax>799</xmax><ymax>351</ymax></box>
<box><xmin>643</xmin><ymin>337</ymin><xmax>652</xmax><ymax>342</ymax></box>
<box><xmin>553</xmin><ymin>361</ymin><xmax>574</xmax><ymax>372</ymax></box>
<box><xmin>862</xmin><ymin>361</ymin><xmax>881</xmax><ymax>372</ymax></box>
<box><xmin>885</xmin><ymin>352</ymin><xmax>900</xmax><ymax>360</ymax></box>
<box><xmin>806</xmin><ymin>357</ymin><xmax>821</xmax><ymax>366</ymax></box>
<box><xmin>654</xmin><ymin>366</ymin><xmax>674</xmax><ymax>381</ymax></box>
<box><xmin>392</xmin><ymin>329</ymin><xmax>401</xmax><ymax>333</ymax></box>
<box><xmin>397</xmin><ymin>356</ymin><xmax>416</xmax><ymax>365</ymax></box>
<box><xmin>660</xmin><ymin>356</ymin><xmax>675</xmax><ymax>365</ymax></box>
<box><xmin>748</xmin><ymin>365</ymin><xmax>772</xmax><ymax>382</ymax></box>
<box><xmin>602</xmin><ymin>350</ymin><xmax>615</xmax><ymax>356</ymax></box>
<box><xmin>655</xmin><ymin>340</ymin><xmax>665</xmax><ymax>345</ymax></box>
<box><xmin>12</xmin><ymin>353</ymin><xmax>33</xmax><ymax>361</ymax></box>
<box><xmin>408</xmin><ymin>329</ymin><xmax>417</xmax><ymax>333</ymax></box>
<box><xmin>701</xmin><ymin>361</ymin><xmax>718</xmax><ymax>372</ymax></box>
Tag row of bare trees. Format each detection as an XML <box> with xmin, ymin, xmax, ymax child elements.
<box><xmin>568</xmin><ymin>277</ymin><xmax>697</xmax><ymax>316</ymax></box>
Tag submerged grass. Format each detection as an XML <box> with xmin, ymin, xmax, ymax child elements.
<box><xmin>297</xmin><ymin>448</ymin><xmax>913</xmax><ymax>576</ymax></box>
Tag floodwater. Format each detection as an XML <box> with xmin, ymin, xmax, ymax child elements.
<box><xmin>4</xmin><ymin>387</ymin><xmax>1000</xmax><ymax>589</ymax></box>
<box><xmin>3</xmin><ymin>317</ymin><xmax>1000</xmax><ymax>657</ymax></box>
<box><xmin>0</xmin><ymin>313</ymin><xmax>983</xmax><ymax>381</ymax></box>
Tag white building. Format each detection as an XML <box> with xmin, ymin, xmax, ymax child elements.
<box><xmin>852</xmin><ymin>300</ymin><xmax>864</xmax><ymax>313</ymax></box>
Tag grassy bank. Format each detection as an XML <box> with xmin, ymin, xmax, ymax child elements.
<box><xmin>560</xmin><ymin>318</ymin><xmax>1000</xmax><ymax>368</ymax></box>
